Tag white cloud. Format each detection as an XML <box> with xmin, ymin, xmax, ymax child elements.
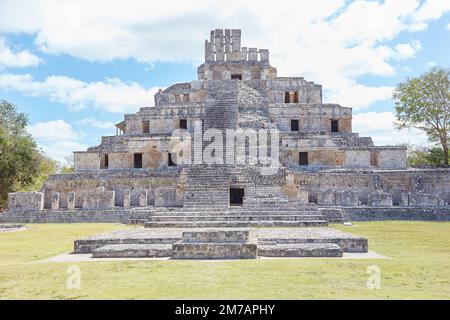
<box><xmin>328</xmin><ymin>81</ymin><xmax>394</xmax><ymax>109</ymax></box>
<box><xmin>0</xmin><ymin>37</ymin><xmax>41</xmax><ymax>69</ymax></box>
<box><xmin>0</xmin><ymin>73</ymin><xmax>160</xmax><ymax>113</ymax></box>
<box><xmin>28</xmin><ymin>120</ymin><xmax>83</xmax><ymax>142</ymax></box>
<box><xmin>0</xmin><ymin>0</ymin><xmax>448</xmax><ymax>110</ymax></box>
<box><xmin>77</xmin><ymin>118</ymin><xmax>115</xmax><ymax>129</ymax></box>
<box><xmin>393</xmin><ymin>41</ymin><xmax>422</xmax><ymax>60</ymax></box>
<box><xmin>410</xmin><ymin>0</ymin><xmax>450</xmax><ymax>30</ymax></box>
<box><xmin>353</xmin><ymin>111</ymin><xmax>429</xmax><ymax>146</ymax></box>
<box><xmin>27</xmin><ymin>120</ymin><xmax>88</xmax><ymax>162</ymax></box>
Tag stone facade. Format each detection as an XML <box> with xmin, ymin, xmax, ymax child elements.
<box><xmin>4</xmin><ymin>28</ymin><xmax>450</xmax><ymax>221</ymax></box>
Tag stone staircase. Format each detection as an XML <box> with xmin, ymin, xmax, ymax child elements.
<box><xmin>143</xmin><ymin>205</ymin><xmax>328</xmax><ymax>228</ymax></box>
<box><xmin>182</xmin><ymin>165</ymin><xmax>230</xmax><ymax>209</ymax></box>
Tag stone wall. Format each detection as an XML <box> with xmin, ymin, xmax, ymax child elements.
<box><xmin>74</xmin><ymin>152</ymin><xmax>100</xmax><ymax>171</ymax></box>
<box><xmin>293</xmin><ymin>169</ymin><xmax>450</xmax><ymax>207</ymax></box>
<box><xmin>7</xmin><ymin>192</ymin><xmax>44</xmax><ymax>212</ymax></box>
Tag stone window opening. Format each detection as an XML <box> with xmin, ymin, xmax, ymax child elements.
<box><xmin>179</xmin><ymin>119</ymin><xmax>187</xmax><ymax>130</ymax></box>
<box><xmin>100</xmin><ymin>154</ymin><xmax>109</xmax><ymax>169</ymax></box>
<box><xmin>230</xmin><ymin>188</ymin><xmax>244</xmax><ymax>206</ymax></box>
<box><xmin>370</xmin><ymin>150</ymin><xmax>379</xmax><ymax>167</ymax></box>
<box><xmin>133</xmin><ymin>153</ymin><xmax>143</xmax><ymax>169</ymax></box>
<box><xmin>168</xmin><ymin>153</ymin><xmax>176</xmax><ymax>167</ymax></box>
<box><xmin>291</xmin><ymin>119</ymin><xmax>299</xmax><ymax>132</ymax></box>
<box><xmin>231</xmin><ymin>74</ymin><xmax>242</xmax><ymax>80</ymax></box>
<box><xmin>331</xmin><ymin>119</ymin><xmax>339</xmax><ymax>133</ymax></box>
<box><xmin>299</xmin><ymin>152</ymin><xmax>308</xmax><ymax>166</ymax></box>
<box><xmin>285</xmin><ymin>91</ymin><xmax>299</xmax><ymax>103</ymax></box>
<box><xmin>174</xmin><ymin>94</ymin><xmax>190</xmax><ymax>103</ymax></box>
<box><xmin>142</xmin><ymin>120</ymin><xmax>150</xmax><ymax>134</ymax></box>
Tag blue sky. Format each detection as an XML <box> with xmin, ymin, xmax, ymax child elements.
<box><xmin>0</xmin><ymin>0</ymin><xmax>449</xmax><ymax>162</ymax></box>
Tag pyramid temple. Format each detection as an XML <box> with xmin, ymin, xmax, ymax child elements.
<box><xmin>4</xmin><ymin>29</ymin><xmax>450</xmax><ymax>225</ymax></box>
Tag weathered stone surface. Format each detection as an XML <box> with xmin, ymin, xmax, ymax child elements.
<box><xmin>181</xmin><ymin>230</ymin><xmax>249</xmax><ymax>243</ymax></box>
<box><xmin>258</xmin><ymin>243</ymin><xmax>343</xmax><ymax>257</ymax></box>
<box><xmin>73</xmin><ymin>227</ymin><xmax>368</xmax><ymax>256</ymax></box>
<box><xmin>8</xmin><ymin>192</ymin><xmax>44</xmax><ymax>212</ymax></box>
<box><xmin>172</xmin><ymin>242</ymin><xmax>257</xmax><ymax>259</ymax></box>
<box><xmin>92</xmin><ymin>244</ymin><xmax>172</xmax><ymax>258</ymax></box>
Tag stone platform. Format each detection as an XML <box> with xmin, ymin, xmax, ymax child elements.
<box><xmin>74</xmin><ymin>227</ymin><xmax>368</xmax><ymax>259</ymax></box>
<box><xmin>0</xmin><ymin>224</ymin><xmax>25</xmax><ymax>233</ymax></box>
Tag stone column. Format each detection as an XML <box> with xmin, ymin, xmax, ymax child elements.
<box><xmin>51</xmin><ymin>192</ymin><xmax>60</xmax><ymax>210</ymax></box>
<box><xmin>67</xmin><ymin>192</ymin><xmax>76</xmax><ymax>209</ymax></box>
<box><xmin>123</xmin><ymin>190</ymin><xmax>131</xmax><ymax>208</ymax></box>
<box><xmin>138</xmin><ymin>190</ymin><xmax>148</xmax><ymax>207</ymax></box>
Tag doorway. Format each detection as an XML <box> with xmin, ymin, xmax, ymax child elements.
<box><xmin>230</xmin><ymin>188</ymin><xmax>244</xmax><ymax>206</ymax></box>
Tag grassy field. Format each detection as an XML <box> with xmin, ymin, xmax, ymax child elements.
<box><xmin>0</xmin><ymin>221</ymin><xmax>449</xmax><ymax>299</ymax></box>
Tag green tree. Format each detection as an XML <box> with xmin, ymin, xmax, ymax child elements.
<box><xmin>0</xmin><ymin>100</ymin><xmax>49</xmax><ymax>210</ymax></box>
<box><xmin>393</xmin><ymin>67</ymin><xmax>450</xmax><ymax>166</ymax></box>
<box><xmin>19</xmin><ymin>154</ymin><xmax>58</xmax><ymax>192</ymax></box>
<box><xmin>407</xmin><ymin>145</ymin><xmax>449</xmax><ymax>167</ymax></box>
<box><xmin>59</xmin><ymin>155</ymin><xmax>75</xmax><ymax>174</ymax></box>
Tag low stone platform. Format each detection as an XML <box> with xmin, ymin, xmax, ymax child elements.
<box><xmin>92</xmin><ymin>244</ymin><xmax>172</xmax><ymax>258</ymax></box>
<box><xmin>172</xmin><ymin>230</ymin><xmax>257</xmax><ymax>259</ymax></box>
<box><xmin>0</xmin><ymin>224</ymin><xmax>25</xmax><ymax>232</ymax></box>
<box><xmin>258</xmin><ymin>243</ymin><xmax>343</xmax><ymax>257</ymax></box>
<box><xmin>74</xmin><ymin>227</ymin><xmax>368</xmax><ymax>258</ymax></box>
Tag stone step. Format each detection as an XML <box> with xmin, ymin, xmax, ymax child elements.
<box><xmin>172</xmin><ymin>242</ymin><xmax>257</xmax><ymax>259</ymax></box>
<box><xmin>258</xmin><ymin>243</ymin><xmax>343</xmax><ymax>257</ymax></box>
<box><xmin>92</xmin><ymin>244</ymin><xmax>172</xmax><ymax>258</ymax></box>
<box><xmin>148</xmin><ymin>215</ymin><xmax>324</xmax><ymax>221</ymax></box>
<box><xmin>144</xmin><ymin>220</ymin><xmax>328</xmax><ymax>228</ymax></box>
<box><xmin>151</xmin><ymin>210</ymin><xmax>321</xmax><ymax>216</ymax></box>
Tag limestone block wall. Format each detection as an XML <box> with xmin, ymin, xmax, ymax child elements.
<box><xmin>40</xmin><ymin>170</ymin><xmax>181</xmax><ymax>209</ymax></box>
<box><xmin>198</xmin><ymin>62</ymin><xmax>277</xmax><ymax>81</ymax></box>
<box><xmin>378</xmin><ymin>148</ymin><xmax>407</xmax><ymax>169</ymax></box>
<box><xmin>80</xmin><ymin>190</ymin><xmax>115</xmax><ymax>209</ymax></box>
<box><xmin>292</xmin><ymin>169</ymin><xmax>450</xmax><ymax>207</ymax></box>
<box><xmin>344</xmin><ymin>150</ymin><xmax>371</xmax><ymax>168</ymax></box>
<box><xmin>74</xmin><ymin>152</ymin><xmax>100</xmax><ymax>171</ymax></box>
<box><xmin>268</xmin><ymin>104</ymin><xmax>352</xmax><ymax>133</ymax></box>
<box><xmin>8</xmin><ymin>192</ymin><xmax>44</xmax><ymax>212</ymax></box>
<box><xmin>266</xmin><ymin>78</ymin><xmax>322</xmax><ymax>104</ymax></box>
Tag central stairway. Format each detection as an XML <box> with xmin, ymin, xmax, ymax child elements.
<box><xmin>143</xmin><ymin>206</ymin><xmax>328</xmax><ymax>228</ymax></box>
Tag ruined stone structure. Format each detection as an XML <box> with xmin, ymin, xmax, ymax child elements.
<box><xmin>3</xmin><ymin>29</ymin><xmax>450</xmax><ymax>224</ymax></box>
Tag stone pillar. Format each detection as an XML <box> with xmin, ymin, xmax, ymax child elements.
<box><xmin>248</xmin><ymin>48</ymin><xmax>258</xmax><ymax>61</ymax></box>
<box><xmin>231</xmin><ymin>29</ymin><xmax>241</xmax><ymax>52</ymax></box>
<box><xmin>51</xmin><ymin>192</ymin><xmax>60</xmax><ymax>210</ymax></box>
<box><xmin>138</xmin><ymin>190</ymin><xmax>148</xmax><ymax>207</ymax></box>
<box><xmin>123</xmin><ymin>190</ymin><xmax>131</xmax><ymax>208</ymax></box>
<box><xmin>259</xmin><ymin>49</ymin><xmax>269</xmax><ymax>62</ymax></box>
<box><xmin>241</xmin><ymin>47</ymin><xmax>248</xmax><ymax>61</ymax></box>
<box><xmin>67</xmin><ymin>192</ymin><xmax>76</xmax><ymax>209</ymax></box>
<box><xmin>205</xmin><ymin>40</ymin><xmax>214</xmax><ymax>62</ymax></box>
<box><xmin>214</xmin><ymin>29</ymin><xmax>224</xmax><ymax>62</ymax></box>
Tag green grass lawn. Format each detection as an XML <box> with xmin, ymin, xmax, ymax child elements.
<box><xmin>1</xmin><ymin>221</ymin><xmax>450</xmax><ymax>299</ymax></box>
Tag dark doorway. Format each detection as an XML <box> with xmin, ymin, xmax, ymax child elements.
<box><xmin>231</xmin><ymin>74</ymin><xmax>242</xmax><ymax>80</ymax></box>
<box><xmin>142</xmin><ymin>120</ymin><xmax>150</xmax><ymax>134</ymax></box>
<box><xmin>179</xmin><ymin>119</ymin><xmax>187</xmax><ymax>130</ymax></box>
<box><xmin>331</xmin><ymin>120</ymin><xmax>339</xmax><ymax>133</ymax></box>
<box><xmin>100</xmin><ymin>154</ymin><xmax>109</xmax><ymax>169</ymax></box>
<box><xmin>134</xmin><ymin>153</ymin><xmax>143</xmax><ymax>168</ymax></box>
<box><xmin>299</xmin><ymin>152</ymin><xmax>308</xmax><ymax>166</ymax></box>
<box><xmin>285</xmin><ymin>91</ymin><xmax>299</xmax><ymax>103</ymax></box>
<box><xmin>168</xmin><ymin>153</ymin><xmax>176</xmax><ymax>166</ymax></box>
<box><xmin>230</xmin><ymin>188</ymin><xmax>244</xmax><ymax>206</ymax></box>
<box><xmin>291</xmin><ymin>119</ymin><xmax>299</xmax><ymax>132</ymax></box>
